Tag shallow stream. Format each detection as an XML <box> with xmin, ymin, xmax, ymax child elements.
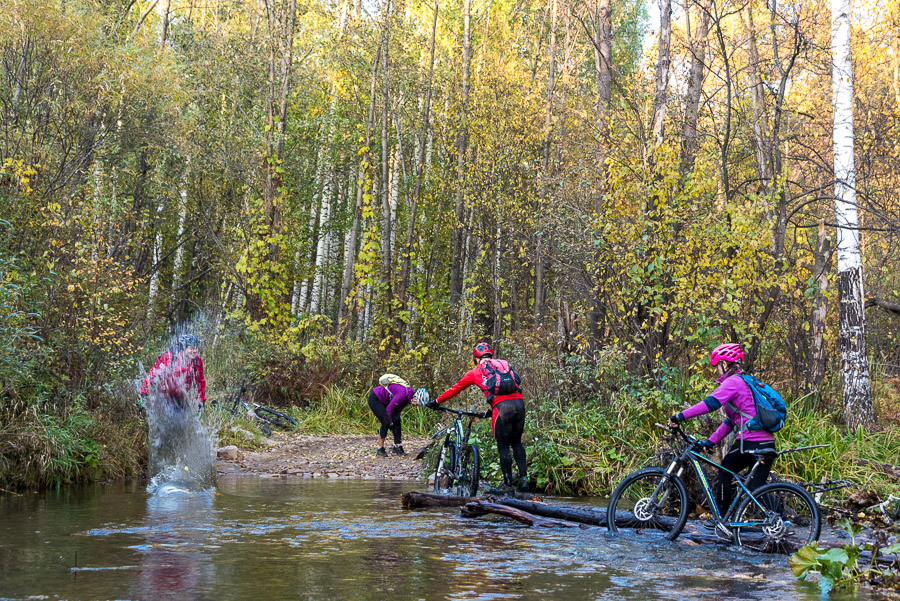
<box><xmin>0</xmin><ymin>477</ymin><xmax>887</xmax><ymax>600</ymax></box>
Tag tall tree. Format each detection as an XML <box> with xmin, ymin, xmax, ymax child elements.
<box><xmin>398</xmin><ymin>0</ymin><xmax>439</xmax><ymax>317</ymax></box>
<box><xmin>450</xmin><ymin>0</ymin><xmax>472</xmax><ymax>306</ymax></box>
<box><xmin>534</xmin><ymin>0</ymin><xmax>558</xmax><ymax>321</ymax></box>
<box><xmin>681</xmin><ymin>0</ymin><xmax>710</xmax><ymax>172</ymax></box>
<box><xmin>831</xmin><ymin>0</ymin><xmax>874</xmax><ymax>428</ymax></box>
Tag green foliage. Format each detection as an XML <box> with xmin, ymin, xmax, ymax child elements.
<box><xmin>790</xmin><ymin>519</ymin><xmax>900</xmax><ymax>594</ymax></box>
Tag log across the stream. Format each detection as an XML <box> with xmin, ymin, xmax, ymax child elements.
<box><xmin>401</xmin><ymin>490</ymin><xmax>898</xmax><ymax>564</ymax></box>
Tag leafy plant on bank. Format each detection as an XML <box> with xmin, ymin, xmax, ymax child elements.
<box><xmin>790</xmin><ymin>518</ymin><xmax>900</xmax><ymax>594</ymax></box>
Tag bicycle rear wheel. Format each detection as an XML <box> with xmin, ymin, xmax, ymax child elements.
<box><xmin>606</xmin><ymin>468</ymin><xmax>689</xmax><ymax>541</ymax></box>
<box><xmin>432</xmin><ymin>441</ymin><xmax>456</xmax><ymax>493</ymax></box>
<box><xmin>254</xmin><ymin>406</ymin><xmax>297</xmax><ymax>430</ymax></box>
<box><xmin>734</xmin><ymin>482</ymin><xmax>820</xmax><ymax>553</ymax></box>
<box><xmin>454</xmin><ymin>445</ymin><xmax>480</xmax><ymax>498</ymax></box>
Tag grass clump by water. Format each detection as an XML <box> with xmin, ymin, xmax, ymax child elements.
<box><xmin>0</xmin><ymin>397</ymin><xmax>145</xmax><ymax>491</ymax></box>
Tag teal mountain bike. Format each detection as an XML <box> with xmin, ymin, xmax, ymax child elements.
<box><xmin>427</xmin><ymin>405</ymin><xmax>484</xmax><ymax>497</ymax></box>
<box><xmin>607</xmin><ymin>423</ymin><xmax>822</xmax><ymax>552</ymax></box>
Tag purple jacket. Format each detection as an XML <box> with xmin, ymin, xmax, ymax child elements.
<box><xmin>372</xmin><ymin>384</ymin><xmax>415</xmax><ymax>422</ymax></box>
<box><xmin>681</xmin><ymin>370</ymin><xmax>775</xmax><ymax>445</ymax></box>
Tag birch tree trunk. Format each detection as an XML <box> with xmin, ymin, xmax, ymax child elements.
<box><xmin>380</xmin><ymin>0</ymin><xmax>394</xmax><ymax>316</ymax></box>
<box><xmin>651</xmin><ymin>0</ymin><xmax>672</xmax><ymax>147</ymax></box>
<box><xmin>157</xmin><ymin>0</ymin><xmax>171</xmax><ymax>47</ymax></box>
<box><xmin>148</xmin><ymin>198</ymin><xmax>165</xmax><ymax>309</ymax></box>
<box><xmin>831</xmin><ymin>0</ymin><xmax>874</xmax><ymax>428</ymax></box>
<box><xmin>681</xmin><ymin>0</ymin><xmax>710</xmax><ymax>172</ymax></box>
<box><xmin>450</xmin><ymin>0</ymin><xmax>471</xmax><ymax>306</ymax></box>
<box><xmin>534</xmin><ymin>0</ymin><xmax>558</xmax><ymax>322</ymax></box>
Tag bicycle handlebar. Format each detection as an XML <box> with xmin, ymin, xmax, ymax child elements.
<box><xmin>654</xmin><ymin>422</ymin><xmax>698</xmax><ymax>444</ymax></box>
<box><xmin>431</xmin><ymin>404</ymin><xmax>486</xmax><ymax>418</ymax></box>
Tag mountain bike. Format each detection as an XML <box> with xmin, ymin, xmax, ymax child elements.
<box><xmin>426</xmin><ymin>405</ymin><xmax>485</xmax><ymax>497</ymax></box>
<box><xmin>211</xmin><ymin>379</ymin><xmax>297</xmax><ymax>436</ymax></box>
<box><xmin>606</xmin><ymin>423</ymin><xmax>823</xmax><ymax>552</ymax></box>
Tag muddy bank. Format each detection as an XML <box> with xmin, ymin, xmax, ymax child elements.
<box><xmin>216</xmin><ymin>433</ymin><xmax>432</xmax><ymax>480</ymax></box>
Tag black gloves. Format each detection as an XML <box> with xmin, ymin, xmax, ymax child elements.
<box><xmin>425</xmin><ymin>399</ymin><xmax>440</xmax><ymax>409</ymax></box>
<box><xmin>482</xmin><ymin>409</ymin><xmax>493</xmax><ymax>419</ymax></box>
<box><xmin>696</xmin><ymin>439</ymin><xmax>715</xmax><ymax>452</ymax></box>
<box><xmin>669</xmin><ymin>412</ymin><xmax>685</xmax><ymax>426</ymax></box>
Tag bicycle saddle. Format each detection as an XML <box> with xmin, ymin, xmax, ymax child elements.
<box><xmin>751</xmin><ymin>449</ymin><xmax>778</xmax><ymax>461</ymax></box>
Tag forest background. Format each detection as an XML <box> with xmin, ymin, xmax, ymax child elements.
<box><xmin>1</xmin><ymin>0</ymin><xmax>899</xmax><ymax>495</ymax></box>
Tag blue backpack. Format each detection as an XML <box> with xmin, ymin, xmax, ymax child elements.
<box><xmin>727</xmin><ymin>375</ymin><xmax>787</xmax><ymax>433</ymax></box>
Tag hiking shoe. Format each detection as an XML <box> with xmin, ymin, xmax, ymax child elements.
<box><xmin>376</xmin><ymin>447</ymin><xmax>388</xmax><ymax>457</ymax></box>
<box><xmin>391</xmin><ymin>444</ymin><xmax>406</xmax><ymax>456</ymax></box>
<box><xmin>517</xmin><ymin>476</ymin><xmax>529</xmax><ymax>492</ymax></box>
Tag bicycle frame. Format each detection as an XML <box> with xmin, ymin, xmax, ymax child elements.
<box><xmin>432</xmin><ymin>406</ymin><xmax>482</xmax><ymax>485</ymax></box>
<box><xmin>660</xmin><ymin>427</ymin><xmax>828</xmax><ymax>530</ymax></box>
<box><xmin>665</xmin><ymin>446</ymin><xmax>769</xmax><ymax>526</ymax></box>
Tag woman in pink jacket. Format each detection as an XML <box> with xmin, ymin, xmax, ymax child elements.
<box><xmin>140</xmin><ymin>334</ymin><xmax>206</xmax><ymax>409</ymax></box>
<box><xmin>668</xmin><ymin>343</ymin><xmax>775</xmax><ymax>512</ymax></box>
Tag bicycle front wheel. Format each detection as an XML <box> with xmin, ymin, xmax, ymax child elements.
<box><xmin>606</xmin><ymin>468</ymin><xmax>689</xmax><ymax>541</ymax></box>
<box><xmin>432</xmin><ymin>441</ymin><xmax>456</xmax><ymax>494</ymax></box>
<box><xmin>454</xmin><ymin>445</ymin><xmax>480</xmax><ymax>498</ymax></box>
<box><xmin>254</xmin><ymin>406</ymin><xmax>297</xmax><ymax>430</ymax></box>
<box><xmin>734</xmin><ymin>482</ymin><xmax>821</xmax><ymax>553</ymax></box>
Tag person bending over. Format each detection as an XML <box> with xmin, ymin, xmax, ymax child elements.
<box><xmin>368</xmin><ymin>374</ymin><xmax>427</xmax><ymax>457</ymax></box>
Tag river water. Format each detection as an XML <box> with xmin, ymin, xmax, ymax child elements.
<box><xmin>0</xmin><ymin>477</ymin><xmax>886</xmax><ymax>600</ymax></box>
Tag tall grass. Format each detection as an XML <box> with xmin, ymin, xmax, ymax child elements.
<box><xmin>0</xmin><ymin>398</ymin><xmax>145</xmax><ymax>491</ymax></box>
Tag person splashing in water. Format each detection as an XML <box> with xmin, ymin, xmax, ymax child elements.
<box><xmin>141</xmin><ymin>334</ymin><xmax>207</xmax><ymax>410</ymax></box>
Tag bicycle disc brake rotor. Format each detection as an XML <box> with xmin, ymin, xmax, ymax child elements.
<box><xmin>762</xmin><ymin>513</ymin><xmax>787</xmax><ymax>539</ymax></box>
<box><xmin>633</xmin><ymin>497</ymin><xmax>656</xmax><ymax>521</ymax></box>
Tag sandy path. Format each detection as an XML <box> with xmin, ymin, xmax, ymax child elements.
<box><xmin>216</xmin><ymin>433</ymin><xmax>433</xmax><ymax>481</ymax></box>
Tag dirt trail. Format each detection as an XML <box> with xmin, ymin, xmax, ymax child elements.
<box><xmin>216</xmin><ymin>433</ymin><xmax>432</xmax><ymax>480</ymax></box>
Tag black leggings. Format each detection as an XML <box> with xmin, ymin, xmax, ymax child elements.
<box><xmin>493</xmin><ymin>398</ymin><xmax>526</xmax><ymax>486</ymax></box>
<box><xmin>715</xmin><ymin>439</ymin><xmax>775</xmax><ymax>513</ymax></box>
<box><xmin>368</xmin><ymin>392</ymin><xmax>401</xmax><ymax>444</ymax></box>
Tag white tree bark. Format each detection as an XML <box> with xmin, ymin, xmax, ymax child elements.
<box><xmin>172</xmin><ymin>186</ymin><xmax>188</xmax><ymax>290</ymax></box>
<box><xmin>309</xmin><ymin>169</ymin><xmax>333</xmax><ymax>314</ymax></box>
<box><xmin>831</xmin><ymin>0</ymin><xmax>874</xmax><ymax>428</ymax></box>
<box><xmin>388</xmin><ymin>145</ymin><xmax>400</xmax><ymax>256</ymax></box>
<box><xmin>651</xmin><ymin>0</ymin><xmax>672</xmax><ymax>146</ymax></box>
<box><xmin>148</xmin><ymin>198</ymin><xmax>165</xmax><ymax>308</ymax></box>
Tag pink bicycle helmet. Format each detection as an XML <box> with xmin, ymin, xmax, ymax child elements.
<box><xmin>710</xmin><ymin>343</ymin><xmax>744</xmax><ymax>366</ymax></box>
<box><xmin>473</xmin><ymin>342</ymin><xmax>494</xmax><ymax>362</ymax></box>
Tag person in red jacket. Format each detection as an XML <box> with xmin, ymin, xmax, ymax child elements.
<box><xmin>140</xmin><ymin>334</ymin><xmax>206</xmax><ymax>409</ymax></box>
<box><xmin>431</xmin><ymin>342</ymin><xmax>527</xmax><ymax>491</ymax></box>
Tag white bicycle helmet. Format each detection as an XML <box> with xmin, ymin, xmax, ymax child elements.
<box><xmin>414</xmin><ymin>388</ymin><xmax>430</xmax><ymax>405</ymax></box>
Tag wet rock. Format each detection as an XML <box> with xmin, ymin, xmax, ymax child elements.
<box><xmin>217</xmin><ymin>446</ymin><xmax>244</xmax><ymax>461</ymax></box>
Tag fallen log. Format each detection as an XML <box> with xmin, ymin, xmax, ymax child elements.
<box><xmin>493</xmin><ymin>497</ymin><xmax>608</xmax><ymax>526</ymax></box>
<box><xmin>462</xmin><ymin>501</ymin><xmax>588</xmax><ymax>528</ymax></box>
<box><xmin>402</xmin><ymin>491</ymin><xmax>476</xmax><ymax>509</ymax></box>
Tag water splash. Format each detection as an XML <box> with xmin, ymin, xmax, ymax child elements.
<box><xmin>145</xmin><ymin>390</ymin><xmax>217</xmax><ymax>493</ymax></box>
<box><xmin>140</xmin><ymin>328</ymin><xmax>218</xmax><ymax>494</ymax></box>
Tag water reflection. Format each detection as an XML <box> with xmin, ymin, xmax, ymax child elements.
<box><xmin>132</xmin><ymin>490</ymin><xmax>215</xmax><ymax>601</ymax></box>
<box><xmin>0</xmin><ymin>479</ymin><xmax>888</xmax><ymax>601</ymax></box>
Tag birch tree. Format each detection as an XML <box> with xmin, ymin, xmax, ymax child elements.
<box><xmin>831</xmin><ymin>0</ymin><xmax>874</xmax><ymax>428</ymax></box>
